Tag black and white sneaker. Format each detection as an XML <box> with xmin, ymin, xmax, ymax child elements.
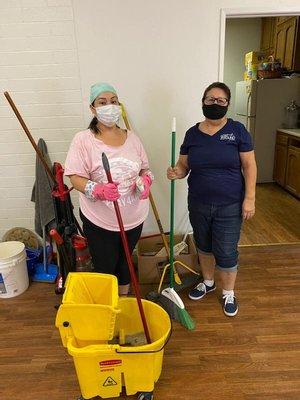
<box><xmin>222</xmin><ymin>293</ymin><xmax>238</xmax><ymax>317</ymax></box>
<box><xmin>188</xmin><ymin>281</ymin><xmax>216</xmax><ymax>300</ymax></box>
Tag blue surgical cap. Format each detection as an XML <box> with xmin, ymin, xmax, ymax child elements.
<box><xmin>90</xmin><ymin>82</ymin><xmax>117</xmax><ymax>104</ymax></box>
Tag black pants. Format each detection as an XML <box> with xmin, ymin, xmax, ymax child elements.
<box><xmin>80</xmin><ymin>210</ymin><xmax>143</xmax><ymax>285</ymax></box>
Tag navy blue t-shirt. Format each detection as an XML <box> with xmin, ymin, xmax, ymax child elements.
<box><xmin>180</xmin><ymin>118</ymin><xmax>253</xmax><ymax>205</ymax></box>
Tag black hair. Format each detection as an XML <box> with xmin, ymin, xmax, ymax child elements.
<box><xmin>202</xmin><ymin>82</ymin><xmax>231</xmax><ymax>104</ymax></box>
<box><xmin>88</xmin><ymin>116</ymin><xmax>99</xmax><ymax>134</ymax></box>
<box><xmin>88</xmin><ymin>101</ymin><xmax>100</xmax><ymax>134</ymax></box>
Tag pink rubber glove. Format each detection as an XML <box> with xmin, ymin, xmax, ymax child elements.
<box><xmin>92</xmin><ymin>182</ymin><xmax>120</xmax><ymax>201</ymax></box>
<box><xmin>137</xmin><ymin>175</ymin><xmax>152</xmax><ymax>200</ymax></box>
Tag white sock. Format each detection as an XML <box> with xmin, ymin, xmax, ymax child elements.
<box><xmin>222</xmin><ymin>289</ymin><xmax>234</xmax><ymax>297</ymax></box>
<box><xmin>204</xmin><ymin>279</ymin><xmax>214</xmax><ymax>287</ymax></box>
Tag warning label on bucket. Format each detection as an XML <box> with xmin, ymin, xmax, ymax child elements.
<box><xmin>99</xmin><ymin>359</ymin><xmax>122</xmax><ymax>368</ymax></box>
<box><xmin>99</xmin><ymin>359</ymin><xmax>122</xmax><ymax>373</ymax></box>
<box><xmin>103</xmin><ymin>376</ymin><xmax>117</xmax><ymax>387</ymax></box>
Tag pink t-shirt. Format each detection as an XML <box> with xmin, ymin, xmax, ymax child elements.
<box><xmin>64</xmin><ymin>129</ymin><xmax>150</xmax><ymax>231</ymax></box>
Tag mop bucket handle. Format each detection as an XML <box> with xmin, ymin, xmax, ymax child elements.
<box><xmin>115</xmin><ymin>319</ymin><xmax>172</xmax><ymax>355</ymax></box>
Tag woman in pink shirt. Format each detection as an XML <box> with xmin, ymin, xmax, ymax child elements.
<box><xmin>64</xmin><ymin>83</ymin><xmax>153</xmax><ymax>295</ymax></box>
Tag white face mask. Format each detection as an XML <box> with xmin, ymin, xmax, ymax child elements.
<box><xmin>95</xmin><ymin>104</ymin><xmax>121</xmax><ymax>127</ymax></box>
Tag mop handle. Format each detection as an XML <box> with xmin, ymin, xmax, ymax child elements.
<box><xmin>102</xmin><ymin>153</ymin><xmax>151</xmax><ymax>344</ymax></box>
<box><xmin>3</xmin><ymin>91</ymin><xmax>56</xmax><ymax>184</ymax></box>
<box><xmin>169</xmin><ymin>121</ymin><xmax>176</xmax><ymax>289</ymax></box>
<box><xmin>4</xmin><ymin>91</ymin><xmax>84</xmax><ymax>237</ymax></box>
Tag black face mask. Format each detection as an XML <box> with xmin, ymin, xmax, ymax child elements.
<box><xmin>202</xmin><ymin>104</ymin><xmax>228</xmax><ymax>120</ymax></box>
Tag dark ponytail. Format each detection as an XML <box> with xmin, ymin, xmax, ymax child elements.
<box><xmin>88</xmin><ymin>116</ymin><xmax>99</xmax><ymax>134</ymax></box>
<box><xmin>88</xmin><ymin>100</ymin><xmax>100</xmax><ymax>134</ymax></box>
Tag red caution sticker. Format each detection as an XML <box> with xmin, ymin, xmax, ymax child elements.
<box><xmin>99</xmin><ymin>359</ymin><xmax>122</xmax><ymax>368</ymax></box>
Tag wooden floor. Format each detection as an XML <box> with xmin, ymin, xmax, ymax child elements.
<box><xmin>240</xmin><ymin>184</ymin><xmax>300</xmax><ymax>246</ymax></box>
<box><xmin>1</xmin><ymin>245</ymin><xmax>300</xmax><ymax>400</ymax></box>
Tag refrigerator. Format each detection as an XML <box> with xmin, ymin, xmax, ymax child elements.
<box><xmin>235</xmin><ymin>78</ymin><xmax>300</xmax><ymax>183</ymax></box>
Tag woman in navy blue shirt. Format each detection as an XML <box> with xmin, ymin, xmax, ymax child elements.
<box><xmin>167</xmin><ymin>82</ymin><xmax>257</xmax><ymax>317</ymax></box>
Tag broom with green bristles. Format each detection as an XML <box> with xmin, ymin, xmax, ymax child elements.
<box><xmin>159</xmin><ymin>118</ymin><xmax>195</xmax><ymax>330</ymax></box>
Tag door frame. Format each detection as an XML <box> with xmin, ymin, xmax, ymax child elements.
<box><xmin>218</xmin><ymin>6</ymin><xmax>300</xmax><ymax>81</ymax></box>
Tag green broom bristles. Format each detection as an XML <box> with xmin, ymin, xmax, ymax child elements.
<box><xmin>147</xmin><ymin>290</ymin><xmax>195</xmax><ymax>330</ymax></box>
<box><xmin>178</xmin><ymin>307</ymin><xmax>195</xmax><ymax>330</ymax></box>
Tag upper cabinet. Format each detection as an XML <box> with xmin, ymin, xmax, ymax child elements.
<box><xmin>260</xmin><ymin>16</ymin><xmax>300</xmax><ymax>71</ymax></box>
<box><xmin>261</xmin><ymin>17</ymin><xmax>276</xmax><ymax>56</ymax></box>
<box><xmin>274</xmin><ymin>17</ymin><xmax>300</xmax><ymax>70</ymax></box>
<box><xmin>277</xmin><ymin>16</ymin><xmax>295</xmax><ymax>25</ymax></box>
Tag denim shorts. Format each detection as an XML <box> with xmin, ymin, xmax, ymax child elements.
<box><xmin>188</xmin><ymin>198</ymin><xmax>242</xmax><ymax>271</ymax></box>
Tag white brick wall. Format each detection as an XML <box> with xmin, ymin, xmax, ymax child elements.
<box><xmin>0</xmin><ymin>0</ymin><xmax>84</xmax><ymax>240</ymax></box>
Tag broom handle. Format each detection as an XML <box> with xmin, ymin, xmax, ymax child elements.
<box><xmin>170</xmin><ymin>123</ymin><xmax>176</xmax><ymax>289</ymax></box>
<box><xmin>149</xmin><ymin>192</ymin><xmax>170</xmax><ymax>257</ymax></box>
<box><xmin>120</xmin><ymin>103</ymin><xmax>170</xmax><ymax>258</ymax></box>
<box><xmin>4</xmin><ymin>91</ymin><xmax>56</xmax><ymax>184</ymax></box>
<box><xmin>102</xmin><ymin>152</ymin><xmax>151</xmax><ymax>344</ymax></box>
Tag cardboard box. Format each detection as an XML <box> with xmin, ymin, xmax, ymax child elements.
<box><xmin>137</xmin><ymin>234</ymin><xmax>199</xmax><ymax>284</ymax></box>
<box><xmin>244</xmin><ymin>51</ymin><xmax>264</xmax><ymax>66</ymax></box>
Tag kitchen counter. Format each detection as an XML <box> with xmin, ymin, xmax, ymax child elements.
<box><xmin>277</xmin><ymin>128</ymin><xmax>300</xmax><ymax>139</ymax></box>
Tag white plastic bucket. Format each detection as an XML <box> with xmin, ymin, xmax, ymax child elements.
<box><xmin>0</xmin><ymin>241</ymin><xmax>29</xmax><ymax>299</ymax></box>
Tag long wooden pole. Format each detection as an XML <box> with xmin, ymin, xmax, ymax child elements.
<box><xmin>120</xmin><ymin>103</ymin><xmax>170</xmax><ymax>257</ymax></box>
<box><xmin>4</xmin><ymin>91</ymin><xmax>84</xmax><ymax>237</ymax></box>
<box><xmin>4</xmin><ymin>91</ymin><xmax>56</xmax><ymax>184</ymax></box>
<box><xmin>102</xmin><ymin>152</ymin><xmax>151</xmax><ymax>344</ymax></box>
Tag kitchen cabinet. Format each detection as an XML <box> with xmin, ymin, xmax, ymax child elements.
<box><xmin>260</xmin><ymin>16</ymin><xmax>300</xmax><ymax>71</ymax></box>
<box><xmin>274</xmin><ymin>142</ymin><xmax>288</xmax><ymax>187</ymax></box>
<box><xmin>273</xmin><ymin>130</ymin><xmax>300</xmax><ymax>198</ymax></box>
<box><xmin>286</xmin><ymin>141</ymin><xmax>300</xmax><ymax>196</ymax></box>
<box><xmin>277</xmin><ymin>16</ymin><xmax>295</xmax><ymax>25</ymax></box>
<box><xmin>274</xmin><ymin>16</ymin><xmax>300</xmax><ymax>70</ymax></box>
<box><xmin>261</xmin><ymin>17</ymin><xmax>276</xmax><ymax>56</ymax></box>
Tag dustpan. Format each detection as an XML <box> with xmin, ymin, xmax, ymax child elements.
<box><xmin>32</xmin><ymin>226</ymin><xmax>58</xmax><ymax>283</ymax></box>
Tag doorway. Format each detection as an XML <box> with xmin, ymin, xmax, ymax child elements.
<box><xmin>220</xmin><ymin>8</ymin><xmax>300</xmax><ymax>246</ymax></box>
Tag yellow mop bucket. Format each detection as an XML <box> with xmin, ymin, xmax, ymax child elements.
<box><xmin>56</xmin><ymin>272</ymin><xmax>120</xmax><ymax>345</ymax></box>
<box><xmin>61</xmin><ymin>297</ymin><xmax>171</xmax><ymax>399</ymax></box>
